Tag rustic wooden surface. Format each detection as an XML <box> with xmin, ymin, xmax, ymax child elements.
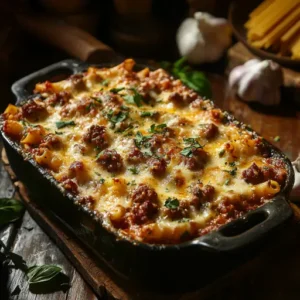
<box><xmin>1</xmin><ymin>74</ymin><xmax>300</xmax><ymax>300</ymax></box>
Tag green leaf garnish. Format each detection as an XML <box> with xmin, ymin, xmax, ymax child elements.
<box><xmin>101</xmin><ymin>79</ymin><xmax>109</xmax><ymax>86</ymax></box>
<box><xmin>123</xmin><ymin>88</ymin><xmax>143</xmax><ymax>107</ymax></box>
<box><xmin>161</xmin><ymin>57</ymin><xmax>212</xmax><ymax>99</ymax></box>
<box><xmin>181</xmin><ymin>137</ymin><xmax>203</xmax><ymax>157</ymax></box>
<box><xmin>164</xmin><ymin>198</ymin><xmax>179</xmax><ymax>209</ymax></box>
<box><xmin>224</xmin><ymin>179</ymin><xmax>230</xmax><ymax>185</ymax></box>
<box><xmin>99</xmin><ymin>178</ymin><xmax>105</xmax><ymax>184</ymax></box>
<box><xmin>110</xmin><ymin>87</ymin><xmax>125</xmax><ymax>94</ymax></box>
<box><xmin>134</xmin><ymin>132</ymin><xmax>151</xmax><ymax>148</ymax></box>
<box><xmin>55</xmin><ymin>120</ymin><xmax>75</xmax><ymax>129</ymax></box>
<box><xmin>27</xmin><ymin>265</ymin><xmax>62</xmax><ymax>285</ymax></box>
<box><xmin>140</xmin><ymin>111</ymin><xmax>156</xmax><ymax>118</ymax></box>
<box><xmin>0</xmin><ymin>198</ymin><xmax>24</xmax><ymax>226</ymax></box>
<box><xmin>148</xmin><ymin>123</ymin><xmax>167</xmax><ymax>134</ymax></box>
<box><xmin>55</xmin><ymin>131</ymin><xmax>64</xmax><ymax>135</ymax></box>
<box><xmin>219</xmin><ymin>149</ymin><xmax>225</xmax><ymax>157</ymax></box>
<box><xmin>128</xmin><ymin>167</ymin><xmax>139</xmax><ymax>174</ymax></box>
<box><xmin>107</xmin><ymin>110</ymin><xmax>128</xmax><ymax>124</ymax></box>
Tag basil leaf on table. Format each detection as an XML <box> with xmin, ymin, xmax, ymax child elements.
<box><xmin>0</xmin><ymin>198</ymin><xmax>24</xmax><ymax>226</ymax></box>
<box><xmin>161</xmin><ymin>57</ymin><xmax>212</xmax><ymax>99</ymax></box>
<box><xmin>27</xmin><ymin>265</ymin><xmax>62</xmax><ymax>284</ymax></box>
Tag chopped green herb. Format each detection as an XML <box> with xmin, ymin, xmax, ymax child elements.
<box><xmin>134</xmin><ymin>132</ymin><xmax>151</xmax><ymax>148</ymax></box>
<box><xmin>141</xmin><ymin>148</ymin><xmax>153</xmax><ymax>157</ymax></box>
<box><xmin>180</xmin><ymin>147</ymin><xmax>195</xmax><ymax>158</ymax></box>
<box><xmin>219</xmin><ymin>149</ymin><xmax>225</xmax><ymax>157</ymax></box>
<box><xmin>55</xmin><ymin>120</ymin><xmax>75</xmax><ymax>129</ymax></box>
<box><xmin>140</xmin><ymin>111</ymin><xmax>156</xmax><ymax>118</ymax></box>
<box><xmin>229</xmin><ymin>161</ymin><xmax>236</xmax><ymax>167</ymax></box>
<box><xmin>94</xmin><ymin>171</ymin><xmax>101</xmax><ymax>176</ymax></box>
<box><xmin>101</xmin><ymin>79</ymin><xmax>109</xmax><ymax>86</ymax></box>
<box><xmin>128</xmin><ymin>167</ymin><xmax>139</xmax><ymax>175</ymax></box>
<box><xmin>223</xmin><ymin>167</ymin><xmax>237</xmax><ymax>176</ymax></box>
<box><xmin>178</xmin><ymin>218</ymin><xmax>190</xmax><ymax>223</ymax></box>
<box><xmin>123</xmin><ymin>88</ymin><xmax>143</xmax><ymax>107</ymax></box>
<box><xmin>85</xmin><ymin>102</ymin><xmax>95</xmax><ymax>112</ymax></box>
<box><xmin>91</xmin><ymin>96</ymin><xmax>102</xmax><ymax>104</ymax></box>
<box><xmin>224</xmin><ymin>179</ymin><xmax>230</xmax><ymax>186</ymax></box>
<box><xmin>127</xmin><ymin>180</ymin><xmax>136</xmax><ymax>186</ymax></box>
<box><xmin>107</xmin><ymin>110</ymin><xmax>128</xmax><ymax>124</ymax></box>
<box><xmin>274</xmin><ymin>136</ymin><xmax>280</xmax><ymax>142</ymax></box>
<box><xmin>148</xmin><ymin>123</ymin><xmax>167</xmax><ymax>134</ymax></box>
<box><xmin>181</xmin><ymin>137</ymin><xmax>203</xmax><ymax>157</ymax></box>
<box><xmin>164</xmin><ymin>198</ymin><xmax>179</xmax><ymax>209</ymax></box>
<box><xmin>99</xmin><ymin>178</ymin><xmax>105</xmax><ymax>184</ymax></box>
<box><xmin>110</xmin><ymin>87</ymin><xmax>125</xmax><ymax>94</ymax></box>
<box><xmin>55</xmin><ymin>131</ymin><xmax>64</xmax><ymax>135</ymax></box>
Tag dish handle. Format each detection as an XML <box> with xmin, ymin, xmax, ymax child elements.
<box><xmin>11</xmin><ymin>59</ymin><xmax>84</xmax><ymax>104</ymax></box>
<box><xmin>195</xmin><ymin>196</ymin><xmax>292</xmax><ymax>252</ymax></box>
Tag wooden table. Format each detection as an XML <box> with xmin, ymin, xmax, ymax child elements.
<box><xmin>0</xmin><ymin>72</ymin><xmax>300</xmax><ymax>300</ymax></box>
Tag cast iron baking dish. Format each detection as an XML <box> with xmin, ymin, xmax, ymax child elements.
<box><xmin>1</xmin><ymin>59</ymin><xmax>295</xmax><ymax>292</ymax></box>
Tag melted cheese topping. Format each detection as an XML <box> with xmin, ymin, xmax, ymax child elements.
<box><xmin>1</xmin><ymin>59</ymin><xmax>287</xmax><ymax>244</ymax></box>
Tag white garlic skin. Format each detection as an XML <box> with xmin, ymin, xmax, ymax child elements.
<box><xmin>228</xmin><ymin>59</ymin><xmax>283</xmax><ymax>106</ymax></box>
<box><xmin>176</xmin><ymin>12</ymin><xmax>232</xmax><ymax>64</ymax></box>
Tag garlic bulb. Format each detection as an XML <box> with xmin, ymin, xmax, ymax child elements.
<box><xmin>291</xmin><ymin>156</ymin><xmax>300</xmax><ymax>201</ymax></box>
<box><xmin>228</xmin><ymin>59</ymin><xmax>283</xmax><ymax>106</ymax></box>
<box><xmin>176</xmin><ymin>12</ymin><xmax>232</xmax><ymax>64</ymax></box>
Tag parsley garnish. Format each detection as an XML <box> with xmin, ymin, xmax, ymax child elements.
<box><xmin>180</xmin><ymin>137</ymin><xmax>203</xmax><ymax>157</ymax></box>
<box><xmin>99</xmin><ymin>178</ymin><xmax>105</xmax><ymax>184</ymax></box>
<box><xmin>110</xmin><ymin>87</ymin><xmax>125</xmax><ymax>94</ymax></box>
<box><xmin>128</xmin><ymin>167</ymin><xmax>139</xmax><ymax>174</ymax></box>
<box><xmin>101</xmin><ymin>79</ymin><xmax>109</xmax><ymax>86</ymax></box>
<box><xmin>178</xmin><ymin>218</ymin><xmax>190</xmax><ymax>223</ymax></box>
<box><xmin>107</xmin><ymin>110</ymin><xmax>128</xmax><ymax>124</ymax></box>
<box><xmin>134</xmin><ymin>132</ymin><xmax>151</xmax><ymax>148</ymax></box>
<box><xmin>123</xmin><ymin>88</ymin><xmax>143</xmax><ymax>107</ymax></box>
<box><xmin>141</xmin><ymin>148</ymin><xmax>153</xmax><ymax>157</ymax></box>
<box><xmin>55</xmin><ymin>131</ymin><xmax>64</xmax><ymax>135</ymax></box>
<box><xmin>91</xmin><ymin>96</ymin><xmax>102</xmax><ymax>104</ymax></box>
<box><xmin>55</xmin><ymin>120</ymin><xmax>75</xmax><ymax>129</ymax></box>
<box><xmin>140</xmin><ymin>111</ymin><xmax>156</xmax><ymax>118</ymax></box>
<box><xmin>223</xmin><ymin>167</ymin><xmax>237</xmax><ymax>176</ymax></box>
<box><xmin>148</xmin><ymin>123</ymin><xmax>167</xmax><ymax>134</ymax></box>
<box><xmin>164</xmin><ymin>198</ymin><xmax>179</xmax><ymax>209</ymax></box>
<box><xmin>219</xmin><ymin>149</ymin><xmax>225</xmax><ymax>157</ymax></box>
<box><xmin>229</xmin><ymin>161</ymin><xmax>236</xmax><ymax>167</ymax></box>
<box><xmin>224</xmin><ymin>179</ymin><xmax>230</xmax><ymax>185</ymax></box>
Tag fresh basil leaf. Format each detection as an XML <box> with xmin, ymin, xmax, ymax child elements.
<box><xmin>0</xmin><ymin>198</ymin><xmax>24</xmax><ymax>226</ymax></box>
<box><xmin>27</xmin><ymin>265</ymin><xmax>62</xmax><ymax>284</ymax></box>
<box><xmin>55</xmin><ymin>121</ymin><xmax>75</xmax><ymax>129</ymax></box>
<box><xmin>164</xmin><ymin>198</ymin><xmax>179</xmax><ymax>210</ymax></box>
<box><xmin>162</xmin><ymin>57</ymin><xmax>212</xmax><ymax>99</ymax></box>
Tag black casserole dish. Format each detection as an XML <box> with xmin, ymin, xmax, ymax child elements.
<box><xmin>0</xmin><ymin>59</ymin><xmax>295</xmax><ymax>291</ymax></box>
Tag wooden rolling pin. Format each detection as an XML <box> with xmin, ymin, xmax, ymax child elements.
<box><xmin>16</xmin><ymin>14</ymin><xmax>116</xmax><ymax>63</ymax></box>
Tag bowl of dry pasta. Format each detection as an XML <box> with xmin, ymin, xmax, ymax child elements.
<box><xmin>229</xmin><ymin>0</ymin><xmax>300</xmax><ymax>69</ymax></box>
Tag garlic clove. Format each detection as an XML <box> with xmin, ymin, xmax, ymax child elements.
<box><xmin>228</xmin><ymin>59</ymin><xmax>283</xmax><ymax>106</ymax></box>
<box><xmin>176</xmin><ymin>11</ymin><xmax>232</xmax><ymax>64</ymax></box>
